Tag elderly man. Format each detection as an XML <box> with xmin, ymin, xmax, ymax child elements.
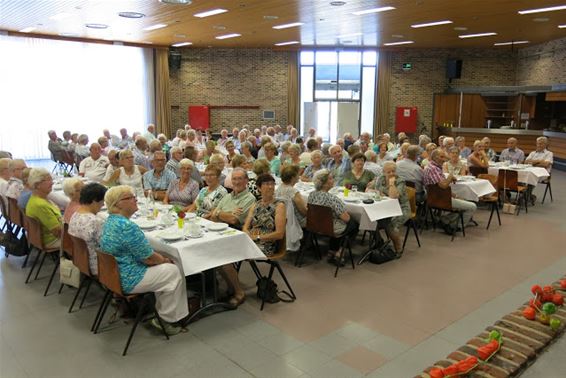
<box><xmin>5</xmin><ymin>159</ymin><xmax>27</xmax><ymax>200</ymax></box>
<box><xmin>133</xmin><ymin>136</ymin><xmax>151</xmax><ymax>169</ymax></box>
<box><xmin>396</xmin><ymin>145</ymin><xmax>425</xmax><ymax>202</ymax></box>
<box><xmin>210</xmin><ymin>168</ymin><xmax>255</xmax><ymax>228</ymax></box>
<box><xmin>103</xmin><ymin>150</ymin><xmax>120</xmax><ymax>182</ymax></box>
<box><xmin>165</xmin><ymin>146</ymin><xmax>184</xmax><ymax>178</ymax></box>
<box><xmin>382</xmin><ymin>133</ymin><xmax>394</xmax><ymax>151</ymax></box>
<box><xmin>481</xmin><ymin>137</ymin><xmax>496</xmax><ymax>162</ymax></box>
<box><xmin>116</xmin><ymin>128</ymin><xmax>133</xmax><ymax>149</ymax></box>
<box><xmin>78</xmin><ymin>143</ymin><xmax>109</xmax><ymax>182</ymax></box>
<box><xmin>218</xmin><ymin>129</ymin><xmax>229</xmax><ymax>147</ymax></box>
<box><xmin>47</xmin><ymin>130</ymin><xmax>65</xmax><ymax>161</ymax></box>
<box><xmin>526</xmin><ymin>136</ymin><xmax>553</xmax><ymax>172</ymax></box>
<box><xmin>442</xmin><ymin>137</ymin><xmax>455</xmax><ymax>151</ymax></box>
<box><xmin>500</xmin><ymin>137</ymin><xmax>525</xmax><ymax>163</ymax></box>
<box><xmin>143</xmin><ymin>124</ymin><xmax>157</xmax><ymax>142</ymax></box>
<box><xmin>97</xmin><ymin>136</ymin><xmax>111</xmax><ymax>155</ymax></box>
<box><xmin>142</xmin><ymin>151</ymin><xmax>175</xmax><ymax>201</ymax></box>
<box><xmin>423</xmin><ymin>149</ymin><xmax>477</xmax><ymax>234</ymax></box>
<box><xmin>103</xmin><ymin>129</ymin><xmax>120</xmax><ymax>148</ymax></box>
<box><xmin>325</xmin><ymin>145</ymin><xmax>349</xmax><ymax>185</ymax></box>
<box><xmin>363</xmin><ymin>150</ymin><xmax>382</xmax><ymax>177</ymax></box>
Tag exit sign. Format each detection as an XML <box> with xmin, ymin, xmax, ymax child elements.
<box><xmin>402</xmin><ymin>63</ymin><xmax>412</xmax><ymax>71</ymax></box>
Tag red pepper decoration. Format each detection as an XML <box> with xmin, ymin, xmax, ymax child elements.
<box><xmin>477</xmin><ymin>339</ymin><xmax>499</xmax><ymax>360</ymax></box>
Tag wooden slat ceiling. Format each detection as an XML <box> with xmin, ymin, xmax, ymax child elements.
<box><xmin>0</xmin><ymin>0</ymin><xmax>565</xmax><ymax>49</ymax></box>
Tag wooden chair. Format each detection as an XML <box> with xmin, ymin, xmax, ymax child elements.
<box><xmin>0</xmin><ymin>198</ymin><xmax>10</xmax><ymax>235</ymax></box>
<box><xmin>249</xmin><ymin>235</ymin><xmax>297</xmax><ymax>311</ymax></box>
<box><xmin>299</xmin><ymin>204</ymin><xmax>355</xmax><ymax>277</ymax></box>
<box><xmin>68</xmin><ymin>235</ymin><xmax>98</xmax><ymax>313</ymax></box>
<box><xmin>541</xmin><ymin>175</ymin><xmax>553</xmax><ymax>204</ymax></box>
<box><xmin>22</xmin><ymin>214</ymin><xmax>61</xmax><ymax>296</ymax></box>
<box><xmin>425</xmin><ymin>184</ymin><xmax>465</xmax><ymax>241</ymax></box>
<box><xmin>468</xmin><ymin>166</ymin><xmax>488</xmax><ymax>177</ymax></box>
<box><xmin>93</xmin><ymin>251</ymin><xmax>169</xmax><ymax>356</ymax></box>
<box><xmin>497</xmin><ymin>169</ymin><xmax>528</xmax><ymax>214</ymax></box>
<box><xmin>402</xmin><ymin>187</ymin><xmax>421</xmax><ymax>250</ymax></box>
<box><xmin>7</xmin><ymin>197</ymin><xmax>30</xmax><ymax>267</ymax></box>
<box><xmin>478</xmin><ymin>174</ymin><xmax>502</xmax><ymax>229</ymax></box>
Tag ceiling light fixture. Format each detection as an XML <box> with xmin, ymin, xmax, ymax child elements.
<box><xmin>172</xmin><ymin>42</ymin><xmax>192</xmax><ymax>47</ymax></box>
<box><xmin>533</xmin><ymin>17</ymin><xmax>550</xmax><ymax>22</ymax></box>
<box><xmin>518</xmin><ymin>5</ymin><xmax>566</xmax><ymax>15</ymax></box>
<box><xmin>391</xmin><ymin>34</ymin><xmax>404</xmax><ymax>38</ymax></box>
<box><xmin>19</xmin><ymin>26</ymin><xmax>36</xmax><ymax>33</ymax></box>
<box><xmin>330</xmin><ymin>1</ymin><xmax>347</xmax><ymax>6</ymax></box>
<box><xmin>411</xmin><ymin>20</ymin><xmax>453</xmax><ymax>28</ymax></box>
<box><xmin>383</xmin><ymin>40</ymin><xmax>414</xmax><ymax>46</ymax></box>
<box><xmin>194</xmin><ymin>9</ymin><xmax>228</xmax><ymax>18</ymax></box>
<box><xmin>50</xmin><ymin>12</ymin><xmax>72</xmax><ymax>21</ymax></box>
<box><xmin>352</xmin><ymin>6</ymin><xmax>395</xmax><ymax>16</ymax></box>
<box><xmin>86</xmin><ymin>23</ymin><xmax>109</xmax><ymax>29</ymax></box>
<box><xmin>559</xmin><ymin>24</ymin><xmax>566</xmax><ymax>28</ymax></box>
<box><xmin>458</xmin><ymin>32</ymin><xmax>497</xmax><ymax>39</ymax></box>
<box><xmin>215</xmin><ymin>33</ymin><xmax>241</xmax><ymax>39</ymax></box>
<box><xmin>212</xmin><ymin>25</ymin><xmax>227</xmax><ymax>30</ymax></box>
<box><xmin>273</xmin><ymin>22</ymin><xmax>304</xmax><ymax>29</ymax></box>
<box><xmin>274</xmin><ymin>41</ymin><xmax>300</xmax><ymax>46</ymax></box>
<box><xmin>143</xmin><ymin>23</ymin><xmax>168</xmax><ymax>31</ymax></box>
<box><xmin>453</xmin><ymin>26</ymin><xmax>468</xmax><ymax>31</ymax></box>
<box><xmin>159</xmin><ymin>0</ymin><xmax>192</xmax><ymax>4</ymax></box>
<box><xmin>494</xmin><ymin>41</ymin><xmax>529</xmax><ymax>46</ymax></box>
<box><xmin>118</xmin><ymin>11</ymin><xmax>145</xmax><ymax>18</ymax></box>
<box><xmin>263</xmin><ymin>15</ymin><xmax>279</xmax><ymax>20</ymax></box>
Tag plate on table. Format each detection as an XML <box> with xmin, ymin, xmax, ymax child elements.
<box><xmin>343</xmin><ymin>197</ymin><xmax>360</xmax><ymax>203</ymax></box>
<box><xmin>207</xmin><ymin>222</ymin><xmax>229</xmax><ymax>232</ymax></box>
<box><xmin>157</xmin><ymin>230</ymin><xmax>184</xmax><ymax>242</ymax></box>
<box><xmin>135</xmin><ymin>219</ymin><xmax>158</xmax><ymax>230</ymax></box>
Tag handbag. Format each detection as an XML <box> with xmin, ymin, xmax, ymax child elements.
<box><xmin>368</xmin><ymin>244</ymin><xmax>398</xmax><ymax>265</ymax></box>
<box><xmin>256</xmin><ymin>277</ymin><xmax>294</xmax><ymax>304</ymax></box>
<box><xmin>0</xmin><ymin>230</ymin><xmax>29</xmax><ymax>257</ymax></box>
<box><xmin>59</xmin><ymin>256</ymin><xmax>80</xmax><ymax>288</ymax></box>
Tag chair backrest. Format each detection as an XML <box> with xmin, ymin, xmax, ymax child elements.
<box><xmin>405</xmin><ymin>180</ymin><xmax>416</xmax><ymax>189</ymax></box>
<box><xmin>469</xmin><ymin>166</ymin><xmax>488</xmax><ymax>177</ymax></box>
<box><xmin>477</xmin><ymin>173</ymin><xmax>498</xmax><ymax>188</ymax></box>
<box><xmin>8</xmin><ymin>197</ymin><xmax>23</xmax><ymax>227</ymax></box>
<box><xmin>425</xmin><ymin>184</ymin><xmax>453</xmax><ymax>211</ymax></box>
<box><xmin>497</xmin><ymin>169</ymin><xmax>519</xmax><ymax>191</ymax></box>
<box><xmin>0</xmin><ymin>197</ymin><xmax>9</xmax><ymax>222</ymax></box>
<box><xmin>69</xmin><ymin>234</ymin><xmax>92</xmax><ymax>277</ymax></box>
<box><xmin>23</xmin><ymin>214</ymin><xmax>44</xmax><ymax>250</ymax></box>
<box><xmin>306</xmin><ymin>204</ymin><xmax>335</xmax><ymax>237</ymax></box>
<box><xmin>406</xmin><ymin>186</ymin><xmax>417</xmax><ymax>218</ymax></box>
<box><xmin>96</xmin><ymin>251</ymin><xmax>123</xmax><ymax>295</ymax></box>
<box><xmin>62</xmin><ymin>223</ymin><xmax>73</xmax><ymax>257</ymax></box>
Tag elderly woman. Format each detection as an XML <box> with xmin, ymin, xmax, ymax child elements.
<box><xmin>308</xmin><ymin>169</ymin><xmax>358</xmax><ymax>264</ymax></box>
<box><xmin>74</xmin><ymin>134</ymin><xmax>90</xmax><ymax>159</ymax></box>
<box><xmin>279</xmin><ymin>141</ymin><xmax>291</xmax><ymax>162</ymax></box>
<box><xmin>482</xmin><ymin>137</ymin><xmax>496</xmax><ymax>162</ymax></box>
<box><xmin>17</xmin><ymin>168</ymin><xmax>33</xmax><ymax>210</ymax></box>
<box><xmin>224</xmin><ymin>140</ymin><xmax>239</xmax><ymax>164</ymax></box>
<box><xmin>201</xmin><ymin>140</ymin><xmax>217</xmax><ymax>164</ymax></box>
<box><xmin>276</xmin><ymin>165</ymin><xmax>307</xmax><ymax>227</ymax></box>
<box><xmin>68</xmin><ymin>183</ymin><xmax>107</xmax><ymax>275</ymax></box>
<box><xmin>209</xmin><ymin>153</ymin><xmax>227</xmax><ymax>186</ymax></box>
<box><xmin>192</xmin><ymin>165</ymin><xmax>228</xmax><ymax>218</ymax></box>
<box><xmin>102</xmin><ymin>149</ymin><xmax>120</xmax><ymax>182</ymax></box>
<box><xmin>62</xmin><ymin>177</ymin><xmax>85</xmax><ymax>223</ymax></box>
<box><xmin>343</xmin><ymin>153</ymin><xmax>376</xmax><ymax>192</ymax></box>
<box><xmin>468</xmin><ymin>140</ymin><xmax>489</xmax><ymax>168</ymax></box>
<box><xmin>374</xmin><ymin>142</ymin><xmax>392</xmax><ymax>165</ymax></box>
<box><xmin>301</xmin><ymin>150</ymin><xmax>324</xmax><ymax>182</ymax></box>
<box><xmin>282</xmin><ymin>144</ymin><xmax>306</xmax><ymax>174</ymax></box>
<box><xmin>456</xmin><ymin>136</ymin><xmax>471</xmax><ymax>159</ymax></box>
<box><xmin>100</xmin><ymin>186</ymin><xmax>188</xmax><ymax>334</ymax></box>
<box><xmin>223</xmin><ymin>154</ymin><xmax>246</xmax><ymax>190</ymax></box>
<box><xmin>163</xmin><ymin>159</ymin><xmax>199</xmax><ymax>210</ymax></box>
<box><xmin>248</xmin><ymin>159</ymin><xmax>271</xmax><ymax>200</ymax></box>
<box><xmin>443</xmin><ymin>146</ymin><xmax>468</xmax><ymax>176</ymax></box>
<box><xmin>105</xmin><ymin>149</ymin><xmax>147</xmax><ymax>190</ymax></box>
<box><xmin>367</xmin><ymin>162</ymin><xmax>410</xmax><ymax>255</ymax></box>
<box><xmin>263</xmin><ymin>143</ymin><xmax>281</xmax><ymax>176</ymax></box>
<box><xmin>244</xmin><ymin>174</ymin><xmax>286</xmax><ymax>257</ymax></box>
<box><xmin>420</xmin><ymin>142</ymin><xmax>438</xmax><ymax>168</ymax></box>
<box><xmin>240</xmin><ymin>141</ymin><xmax>255</xmax><ymax>169</ymax></box>
<box><xmin>25</xmin><ymin>168</ymin><xmax>62</xmax><ymax>249</ymax></box>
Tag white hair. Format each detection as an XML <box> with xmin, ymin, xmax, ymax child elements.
<box><xmin>62</xmin><ymin>177</ymin><xmax>83</xmax><ymax>198</ymax></box>
<box><xmin>28</xmin><ymin>168</ymin><xmax>51</xmax><ymax>189</ymax></box>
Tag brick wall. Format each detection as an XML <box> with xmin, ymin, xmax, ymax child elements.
<box><xmin>169</xmin><ymin>48</ymin><xmax>289</xmax><ymax>135</ymax></box>
<box><xmin>388</xmin><ymin>48</ymin><xmax>517</xmax><ymax>135</ymax></box>
<box><xmin>516</xmin><ymin>37</ymin><xmax>566</xmax><ymax>86</ymax></box>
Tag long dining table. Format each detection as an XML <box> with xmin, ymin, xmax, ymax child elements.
<box><xmin>488</xmin><ymin>163</ymin><xmax>550</xmax><ymax>187</ymax></box>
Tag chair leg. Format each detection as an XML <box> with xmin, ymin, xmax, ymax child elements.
<box><xmin>122</xmin><ymin>298</ymin><xmax>148</xmax><ymax>356</ymax></box>
<box><xmin>260</xmin><ymin>264</ymin><xmax>276</xmax><ymax>311</ymax></box>
<box><xmin>25</xmin><ymin>249</ymin><xmax>41</xmax><ymax>284</ymax></box>
<box><xmin>154</xmin><ymin>312</ymin><xmax>170</xmax><ymax>341</ymax></box>
<box><xmin>91</xmin><ymin>290</ymin><xmax>110</xmax><ymax>332</ymax></box>
<box><xmin>248</xmin><ymin>260</ymin><xmax>263</xmax><ymax>281</ymax></box>
<box><xmin>412</xmin><ymin>222</ymin><xmax>421</xmax><ymax>247</ymax></box>
<box><xmin>94</xmin><ymin>291</ymin><xmax>113</xmax><ymax>334</ymax></box>
<box><xmin>58</xmin><ymin>284</ymin><xmax>65</xmax><ymax>294</ymax></box>
<box><xmin>43</xmin><ymin>255</ymin><xmax>59</xmax><ymax>296</ymax></box>
<box><xmin>460</xmin><ymin>213</ymin><xmax>466</xmax><ymax>238</ymax></box>
<box><xmin>69</xmin><ymin>277</ymin><xmax>86</xmax><ymax>313</ymax></box>
<box><xmin>548</xmin><ymin>182</ymin><xmax>553</xmax><ymax>202</ymax></box>
<box><xmin>347</xmin><ymin>239</ymin><xmax>355</xmax><ymax>270</ymax></box>
<box><xmin>402</xmin><ymin>224</ymin><xmax>410</xmax><ymax>251</ymax></box>
<box><xmin>486</xmin><ymin>203</ymin><xmax>495</xmax><ymax>230</ymax></box>
<box><xmin>21</xmin><ymin>248</ymin><xmax>30</xmax><ymax>269</ymax></box>
<box><xmin>79</xmin><ymin>279</ymin><xmax>93</xmax><ymax>309</ymax></box>
<box><xmin>495</xmin><ymin>203</ymin><xmax>502</xmax><ymax>226</ymax></box>
<box><xmin>34</xmin><ymin>251</ymin><xmax>48</xmax><ymax>280</ymax></box>
<box><xmin>273</xmin><ymin>262</ymin><xmax>296</xmax><ymax>299</ymax></box>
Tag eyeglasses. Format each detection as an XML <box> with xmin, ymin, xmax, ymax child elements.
<box><xmin>119</xmin><ymin>195</ymin><xmax>137</xmax><ymax>202</ymax></box>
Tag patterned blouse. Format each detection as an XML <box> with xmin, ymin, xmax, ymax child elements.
<box><xmin>99</xmin><ymin>214</ymin><xmax>153</xmax><ymax>293</ymax></box>
<box><xmin>68</xmin><ymin>212</ymin><xmax>104</xmax><ymax>275</ymax></box>
<box><xmin>250</xmin><ymin>200</ymin><xmax>282</xmax><ymax>257</ymax></box>
<box><xmin>307</xmin><ymin>190</ymin><xmax>347</xmax><ymax>235</ymax></box>
<box><xmin>247</xmin><ymin>178</ymin><xmax>261</xmax><ymax>200</ymax></box>
<box><xmin>303</xmin><ymin>164</ymin><xmax>323</xmax><ymax>180</ymax></box>
<box><xmin>166</xmin><ymin>178</ymin><xmax>199</xmax><ymax>206</ymax></box>
<box><xmin>444</xmin><ymin>160</ymin><xmax>466</xmax><ymax>176</ymax></box>
<box><xmin>195</xmin><ymin>185</ymin><xmax>228</xmax><ymax>217</ymax></box>
<box><xmin>373</xmin><ymin>176</ymin><xmax>411</xmax><ymax>230</ymax></box>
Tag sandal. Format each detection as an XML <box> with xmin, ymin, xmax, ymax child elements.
<box><xmin>228</xmin><ymin>295</ymin><xmax>246</xmax><ymax>307</ymax></box>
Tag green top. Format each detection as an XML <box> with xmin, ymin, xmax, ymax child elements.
<box><xmin>25</xmin><ymin>194</ymin><xmax>62</xmax><ymax>245</ymax></box>
<box><xmin>268</xmin><ymin>157</ymin><xmax>281</xmax><ymax>176</ymax></box>
<box><xmin>215</xmin><ymin>189</ymin><xmax>256</xmax><ymax>225</ymax></box>
<box><xmin>342</xmin><ymin>170</ymin><xmax>376</xmax><ymax>192</ymax></box>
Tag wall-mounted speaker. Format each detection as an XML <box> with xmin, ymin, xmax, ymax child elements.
<box><xmin>169</xmin><ymin>52</ymin><xmax>182</xmax><ymax>70</ymax></box>
<box><xmin>446</xmin><ymin>59</ymin><xmax>462</xmax><ymax>79</ymax></box>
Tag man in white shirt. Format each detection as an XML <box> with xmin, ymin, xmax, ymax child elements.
<box><xmin>363</xmin><ymin>151</ymin><xmax>382</xmax><ymax>177</ymax></box>
<box><xmin>5</xmin><ymin>159</ymin><xmax>27</xmax><ymax>200</ymax></box>
<box><xmin>525</xmin><ymin>136</ymin><xmax>553</xmax><ymax>172</ymax></box>
<box><xmin>79</xmin><ymin>143</ymin><xmax>110</xmax><ymax>182</ymax></box>
<box><xmin>133</xmin><ymin>136</ymin><xmax>151</xmax><ymax>169</ymax></box>
<box><xmin>143</xmin><ymin>124</ymin><xmax>157</xmax><ymax>142</ymax></box>
<box><xmin>396</xmin><ymin>145</ymin><xmax>425</xmax><ymax>202</ymax></box>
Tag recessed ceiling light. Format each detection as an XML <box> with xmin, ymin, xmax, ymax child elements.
<box><xmin>352</xmin><ymin>6</ymin><xmax>395</xmax><ymax>16</ymax></box>
<box><xmin>85</xmin><ymin>23</ymin><xmax>109</xmax><ymax>29</ymax></box>
<box><xmin>143</xmin><ymin>23</ymin><xmax>168</xmax><ymax>31</ymax></box>
<box><xmin>453</xmin><ymin>26</ymin><xmax>468</xmax><ymax>31</ymax></box>
<box><xmin>213</xmin><ymin>25</ymin><xmax>227</xmax><ymax>30</ymax></box>
<box><xmin>383</xmin><ymin>40</ymin><xmax>414</xmax><ymax>46</ymax></box>
<box><xmin>19</xmin><ymin>26</ymin><xmax>36</xmax><ymax>33</ymax></box>
<box><xmin>458</xmin><ymin>32</ymin><xmax>497</xmax><ymax>39</ymax></box>
<box><xmin>273</xmin><ymin>22</ymin><xmax>304</xmax><ymax>29</ymax></box>
<box><xmin>50</xmin><ymin>12</ymin><xmax>72</xmax><ymax>21</ymax></box>
<box><xmin>559</xmin><ymin>24</ymin><xmax>566</xmax><ymax>28</ymax></box>
<box><xmin>194</xmin><ymin>9</ymin><xmax>228</xmax><ymax>18</ymax></box>
<box><xmin>391</xmin><ymin>34</ymin><xmax>404</xmax><ymax>38</ymax></box>
<box><xmin>275</xmin><ymin>41</ymin><xmax>300</xmax><ymax>46</ymax></box>
<box><xmin>172</xmin><ymin>42</ymin><xmax>192</xmax><ymax>47</ymax></box>
<box><xmin>493</xmin><ymin>41</ymin><xmax>529</xmax><ymax>46</ymax></box>
<box><xmin>263</xmin><ymin>15</ymin><xmax>279</xmax><ymax>20</ymax></box>
<box><xmin>518</xmin><ymin>5</ymin><xmax>566</xmax><ymax>15</ymax></box>
<box><xmin>330</xmin><ymin>1</ymin><xmax>347</xmax><ymax>6</ymax></box>
<box><xmin>174</xmin><ymin>33</ymin><xmax>186</xmax><ymax>38</ymax></box>
<box><xmin>159</xmin><ymin>0</ymin><xmax>192</xmax><ymax>4</ymax></box>
<box><xmin>337</xmin><ymin>32</ymin><xmax>362</xmax><ymax>38</ymax></box>
<box><xmin>411</xmin><ymin>20</ymin><xmax>453</xmax><ymax>28</ymax></box>
<box><xmin>215</xmin><ymin>33</ymin><xmax>241</xmax><ymax>39</ymax></box>
<box><xmin>118</xmin><ymin>11</ymin><xmax>145</xmax><ymax>18</ymax></box>
<box><xmin>533</xmin><ymin>17</ymin><xmax>550</xmax><ymax>22</ymax></box>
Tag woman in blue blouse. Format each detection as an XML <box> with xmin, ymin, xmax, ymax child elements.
<box><xmin>100</xmin><ymin>185</ymin><xmax>188</xmax><ymax>335</ymax></box>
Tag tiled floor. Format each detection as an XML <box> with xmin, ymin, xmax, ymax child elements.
<box><xmin>1</xmin><ymin>164</ymin><xmax>565</xmax><ymax>378</ymax></box>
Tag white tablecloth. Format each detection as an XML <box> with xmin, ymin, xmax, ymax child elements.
<box><xmin>451</xmin><ymin>178</ymin><xmax>496</xmax><ymax>202</ymax></box>
<box><xmin>488</xmin><ymin>164</ymin><xmax>549</xmax><ymax>187</ymax></box>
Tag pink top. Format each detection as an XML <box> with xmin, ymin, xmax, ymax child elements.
<box><xmin>63</xmin><ymin>201</ymin><xmax>80</xmax><ymax>224</ymax></box>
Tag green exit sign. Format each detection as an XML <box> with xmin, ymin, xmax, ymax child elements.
<box><xmin>402</xmin><ymin>63</ymin><xmax>412</xmax><ymax>71</ymax></box>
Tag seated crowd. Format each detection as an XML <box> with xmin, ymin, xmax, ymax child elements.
<box><xmin>0</xmin><ymin>123</ymin><xmax>555</xmax><ymax>335</ymax></box>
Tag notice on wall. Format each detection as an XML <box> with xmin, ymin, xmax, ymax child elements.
<box><xmin>403</xmin><ymin>108</ymin><xmax>411</xmax><ymax>117</ymax></box>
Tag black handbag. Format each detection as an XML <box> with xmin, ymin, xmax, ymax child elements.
<box><xmin>0</xmin><ymin>230</ymin><xmax>29</xmax><ymax>257</ymax></box>
<box><xmin>256</xmin><ymin>277</ymin><xmax>294</xmax><ymax>304</ymax></box>
<box><xmin>368</xmin><ymin>244</ymin><xmax>398</xmax><ymax>265</ymax></box>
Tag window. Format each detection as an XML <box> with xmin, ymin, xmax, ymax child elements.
<box><xmin>299</xmin><ymin>49</ymin><xmax>377</xmax><ymax>142</ymax></box>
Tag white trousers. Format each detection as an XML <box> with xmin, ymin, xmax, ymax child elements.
<box><xmin>440</xmin><ymin>198</ymin><xmax>477</xmax><ymax>227</ymax></box>
<box><xmin>130</xmin><ymin>263</ymin><xmax>188</xmax><ymax>323</ymax></box>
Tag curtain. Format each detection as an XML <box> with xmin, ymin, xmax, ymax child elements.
<box><xmin>154</xmin><ymin>48</ymin><xmax>172</xmax><ymax>138</ymax></box>
<box><xmin>0</xmin><ymin>34</ymin><xmax>154</xmax><ymax>160</ymax></box>
<box><xmin>287</xmin><ymin>51</ymin><xmax>299</xmax><ymax>127</ymax></box>
<box><xmin>376</xmin><ymin>50</ymin><xmax>392</xmax><ymax>136</ymax></box>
